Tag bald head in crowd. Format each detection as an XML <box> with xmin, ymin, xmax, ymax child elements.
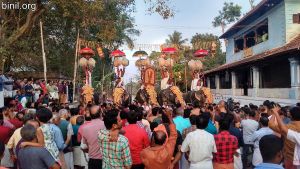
<box><xmin>153</xmin><ymin>130</ymin><xmax>167</xmax><ymax>145</ymax></box>
<box><xmin>90</xmin><ymin>105</ymin><xmax>101</xmax><ymax>119</ymax></box>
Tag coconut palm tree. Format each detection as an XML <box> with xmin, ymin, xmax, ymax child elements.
<box><xmin>165</xmin><ymin>31</ymin><xmax>188</xmax><ymax>50</ymax></box>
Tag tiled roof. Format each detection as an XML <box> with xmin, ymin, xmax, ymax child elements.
<box><xmin>220</xmin><ymin>0</ymin><xmax>283</xmax><ymax>39</ymax></box>
<box><xmin>205</xmin><ymin>35</ymin><xmax>300</xmax><ymax>74</ymax></box>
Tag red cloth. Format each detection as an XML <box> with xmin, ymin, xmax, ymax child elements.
<box><xmin>213</xmin><ymin>131</ymin><xmax>238</xmax><ymax>164</ymax></box>
<box><xmin>9</xmin><ymin>119</ymin><xmax>23</xmax><ymax>129</ymax></box>
<box><xmin>122</xmin><ymin>119</ymin><xmax>128</xmax><ymax>127</ymax></box>
<box><xmin>123</xmin><ymin>124</ymin><xmax>150</xmax><ymax>165</ymax></box>
<box><xmin>40</xmin><ymin>82</ymin><xmax>47</xmax><ymax>95</ymax></box>
<box><xmin>0</xmin><ymin>125</ymin><xmax>12</xmax><ymax>144</ymax></box>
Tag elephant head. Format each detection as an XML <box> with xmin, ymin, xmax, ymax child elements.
<box><xmin>158</xmin><ymin>88</ymin><xmax>177</xmax><ymax>106</ymax></box>
<box><xmin>184</xmin><ymin>90</ymin><xmax>206</xmax><ymax>107</ymax></box>
<box><xmin>135</xmin><ymin>88</ymin><xmax>149</xmax><ymax>105</ymax></box>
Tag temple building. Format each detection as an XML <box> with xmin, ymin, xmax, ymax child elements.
<box><xmin>205</xmin><ymin>0</ymin><xmax>300</xmax><ymax>105</ymax></box>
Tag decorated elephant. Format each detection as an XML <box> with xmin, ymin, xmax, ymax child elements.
<box><xmin>135</xmin><ymin>86</ymin><xmax>159</xmax><ymax>106</ymax></box>
<box><xmin>158</xmin><ymin>86</ymin><xmax>186</xmax><ymax>107</ymax></box>
<box><xmin>135</xmin><ymin>88</ymin><xmax>149</xmax><ymax>105</ymax></box>
<box><xmin>184</xmin><ymin>87</ymin><xmax>214</xmax><ymax>107</ymax></box>
<box><xmin>157</xmin><ymin>88</ymin><xmax>178</xmax><ymax>106</ymax></box>
<box><xmin>183</xmin><ymin>90</ymin><xmax>206</xmax><ymax>107</ymax></box>
<box><xmin>113</xmin><ymin>87</ymin><xmax>130</xmax><ymax>106</ymax></box>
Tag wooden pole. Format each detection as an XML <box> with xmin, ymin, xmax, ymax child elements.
<box><xmin>101</xmin><ymin>61</ymin><xmax>105</xmax><ymax>94</ymax></box>
<box><xmin>40</xmin><ymin>20</ymin><xmax>47</xmax><ymax>82</ymax></box>
<box><xmin>185</xmin><ymin>61</ymin><xmax>187</xmax><ymax>93</ymax></box>
<box><xmin>73</xmin><ymin>30</ymin><xmax>80</xmax><ymax>102</ymax></box>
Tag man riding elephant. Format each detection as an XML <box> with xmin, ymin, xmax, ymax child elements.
<box><xmin>113</xmin><ymin>67</ymin><xmax>130</xmax><ymax>106</ymax></box>
<box><xmin>158</xmin><ymin>77</ymin><xmax>186</xmax><ymax>107</ymax></box>
<box><xmin>187</xmin><ymin>71</ymin><xmax>213</xmax><ymax>105</ymax></box>
<box><xmin>135</xmin><ymin>66</ymin><xmax>158</xmax><ymax>106</ymax></box>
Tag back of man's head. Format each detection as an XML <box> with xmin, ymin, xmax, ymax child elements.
<box><xmin>193</xmin><ymin>101</ymin><xmax>200</xmax><ymax>108</ymax></box>
<box><xmin>259</xmin><ymin>135</ymin><xmax>283</xmax><ymax>164</ymax></box>
<box><xmin>103</xmin><ymin>109</ymin><xmax>119</xmax><ymax>130</ymax></box>
<box><xmin>263</xmin><ymin>100</ymin><xmax>271</xmax><ymax>109</ymax></box>
<box><xmin>136</xmin><ymin>111</ymin><xmax>143</xmax><ymax>121</ymax></box>
<box><xmin>21</xmin><ymin>124</ymin><xmax>37</xmax><ymax>142</ymax></box>
<box><xmin>76</xmin><ymin>116</ymin><xmax>84</xmax><ymax>125</ymax></box>
<box><xmin>248</xmin><ymin>110</ymin><xmax>256</xmax><ymax>118</ymax></box>
<box><xmin>196</xmin><ymin>114</ymin><xmax>209</xmax><ymax>129</ymax></box>
<box><xmin>219</xmin><ymin>115</ymin><xmax>231</xmax><ymax>131</ymax></box>
<box><xmin>70</xmin><ymin>108</ymin><xmax>79</xmax><ymax>116</ymax></box>
<box><xmin>36</xmin><ymin>108</ymin><xmax>52</xmax><ymax>123</ymax></box>
<box><xmin>259</xmin><ymin>116</ymin><xmax>269</xmax><ymax>127</ymax></box>
<box><xmin>189</xmin><ymin>115</ymin><xmax>198</xmax><ymax>125</ymax></box>
<box><xmin>23</xmin><ymin>113</ymin><xmax>35</xmax><ymax>124</ymax></box>
<box><xmin>290</xmin><ymin>106</ymin><xmax>300</xmax><ymax>121</ymax></box>
<box><xmin>152</xmin><ymin>107</ymin><xmax>160</xmax><ymax>116</ymax></box>
<box><xmin>59</xmin><ymin>109</ymin><xmax>68</xmax><ymax>118</ymax></box>
<box><xmin>90</xmin><ymin>105</ymin><xmax>100</xmax><ymax>119</ymax></box>
<box><xmin>127</xmin><ymin>111</ymin><xmax>137</xmax><ymax>124</ymax></box>
<box><xmin>153</xmin><ymin>130</ymin><xmax>166</xmax><ymax>145</ymax></box>
<box><xmin>183</xmin><ymin>109</ymin><xmax>191</xmax><ymax>118</ymax></box>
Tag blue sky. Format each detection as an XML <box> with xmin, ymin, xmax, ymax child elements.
<box><xmin>121</xmin><ymin>0</ymin><xmax>258</xmax><ymax>83</ymax></box>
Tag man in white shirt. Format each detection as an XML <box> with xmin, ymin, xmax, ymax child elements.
<box><xmin>181</xmin><ymin>114</ymin><xmax>217</xmax><ymax>169</ymax></box>
<box><xmin>241</xmin><ymin>109</ymin><xmax>259</xmax><ymax>168</ymax></box>
<box><xmin>270</xmin><ymin>106</ymin><xmax>300</xmax><ymax>169</ymax></box>
<box><xmin>251</xmin><ymin>116</ymin><xmax>274</xmax><ymax>166</ymax></box>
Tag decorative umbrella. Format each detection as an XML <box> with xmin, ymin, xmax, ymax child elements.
<box><xmin>161</xmin><ymin>47</ymin><xmax>177</xmax><ymax>55</ymax></box>
<box><xmin>133</xmin><ymin>50</ymin><xmax>148</xmax><ymax>58</ymax></box>
<box><xmin>79</xmin><ymin>47</ymin><xmax>95</xmax><ymax>86</ymax></box>
<box><xmin>194</xmin><ymin>49</ymin><xmax>209</xmax><ymax>58</ymax></box>
<box><xmin>111</xmin><ymin>49</ymin><xmax>125</xmax><ymax>57</ymax></box>
<box><xmin>79</xmin><ymin>47</ymin><xmax>95</xmax><ymax>58</ymax></box>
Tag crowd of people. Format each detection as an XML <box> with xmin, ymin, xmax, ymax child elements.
<box><xmin>1</xmin><ymin>76</ymin><xmax>75</xmax><ymax>109</ymax></box>
<box><xmin>0</xmin><ymin>77</ymin><xmax>300</xmax><ymax>169</ymax></box>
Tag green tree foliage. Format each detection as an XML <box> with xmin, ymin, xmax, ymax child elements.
<box><xmin>0</xmin><ymin>0</ymin><xmax>175</xmax><ymax>76</ymax></box>
<box><xmin>165</xmin><ymin>31</ymin><xmax>188</xmax><ymax>50</ymax></box>
<box><xmin>190</xmin><ymin>33</ymin><xmax>225</xmax><ymax>70</ymax></box>
<box><xmin>212</xmin><ymin>2</ymin><xmax>242</xmax><ymax>33</ymax></box>
<box><xmin>149</xmin><ymin>32</ymin><xmax>226</xmax><ymax>91</ymax></box>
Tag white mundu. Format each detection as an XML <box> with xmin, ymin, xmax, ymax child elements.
<box><xmin>161</xmin><ymin>71</ymin><xmax>169</xmax><ymax>90</ymax></box>
<box><xmin>191</xmin><ymin>72</ymin><xmax>202</xmax><ymax>91</ymax></box>
<box><xmin>191</xmin><ymin>78</ymin><xmax>199</xmax><ymax>91</ymax></box>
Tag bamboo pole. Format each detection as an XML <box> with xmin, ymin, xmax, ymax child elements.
<box><xmin>185</xmin><ymin>61</ymin><xmax>187</xmax><ymax>93</ymax></box>
<box><xmin>73</xmin><ymin>31</ymin><xmax>80</xmax><ymax>102</ymax></box>
<box><xmin>40</xmin><ymin>20</ymin><xmax>47</xmax><ymax>82</ymax></box>
<box><xmin>101</xmin><ymin>61</ymin><xmax>105</xmax><ymax>94</ymax></box>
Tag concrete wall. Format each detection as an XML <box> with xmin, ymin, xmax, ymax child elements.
<box><xmin>212</xmin><ymin>89</ymin><xmax>298</xmax><ymax>106</ymax></box>
<box><xmin>258</xmin><ymin>88</ymin><xmax>290</xmax><ymax>99</ymax></box>
<box><xmin>213</xmin><ymin>94</ymin><xmax>298</xmax><ymax>106</ymax></box>
<box><xmin>226</xmin><ymin>2</ymin><xmax>286</xmax><ymax>63</ymax></box>
<box><xmin>234</xmin><ymin>89</ymin><xmax>245</xmax><ymax>96</ymax></box>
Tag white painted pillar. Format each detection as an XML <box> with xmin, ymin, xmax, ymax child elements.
<box><xmin>231</xmin><ymin>71</ymin><xmax>236</xmax><ymax>96</ymax></box>
<box><xmin>206</xmin><ymin>77</ymin><xmax>211</xmax><ymax>88</ymax></box>
<box><xmin>252</xmin><ymin>66</ymin><xmax>260</xmax><ymax>97</ymax></box>
<box><xmin>215</xmin><ymin>74</ymin><xmax>220</xmax><ymax>93</ymax></box>
<box><xmin>289</xmin><ymin>57</ymin><xmax>300</xmax><ymax>99</ymax></box>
